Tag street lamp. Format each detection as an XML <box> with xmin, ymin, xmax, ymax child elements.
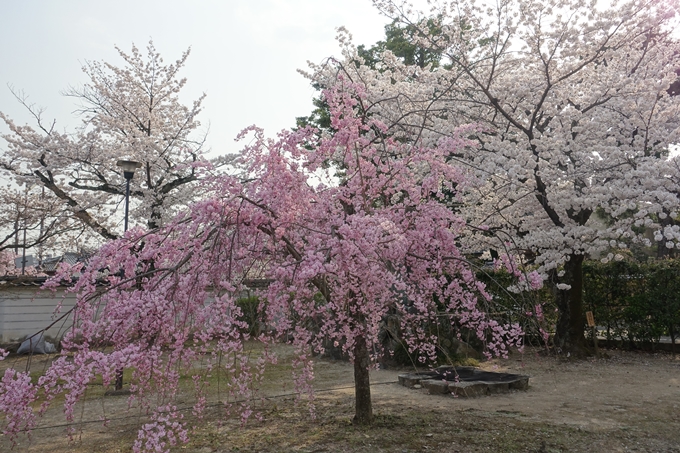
<box><xmin>113</xmin><ymin>159</ymin><xmax>141</xmax><ymax>393</ymax></box>
<box><xmin>116</xmin><ymin>160</ymin><xmax>142</xmax><ymax>232</ymax></box>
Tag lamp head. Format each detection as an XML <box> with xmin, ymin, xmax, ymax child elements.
<box><xmin>117</xmin><ymin>160</ymin><xmax>142</xmax><ymax>180</ymax></box>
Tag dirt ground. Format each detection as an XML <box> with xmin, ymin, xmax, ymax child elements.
<box><xmin>1</xmin><ymin>347</ymin><xmax>679</xmax><ymax>452</ymax></box>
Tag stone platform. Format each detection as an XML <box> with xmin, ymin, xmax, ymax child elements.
<box><xmin>398</xmin><ymin>366</ymin><xmax>529</xmax><ymax>397</ymax></box>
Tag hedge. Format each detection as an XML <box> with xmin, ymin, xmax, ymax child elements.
<box><xmin>478</xmin><ymin>260</ymin><xmax>680</xmax><ymax>351</ymax></box>
<box><xmin>583</xmin><ymin>260</ymin><xmax>680</xmax><ymax>350</ymax></box>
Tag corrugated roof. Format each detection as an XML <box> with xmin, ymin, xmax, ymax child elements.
<box><xmin>0</xmin><ymin>276</ymin><xmax>49</xmax><ymax>288</ymax></box>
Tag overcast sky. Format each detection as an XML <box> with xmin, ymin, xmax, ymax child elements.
<box><xmin>0</xmin><ymin>0</ymin><xmax>389</xmax><ymax>157</ymax></box>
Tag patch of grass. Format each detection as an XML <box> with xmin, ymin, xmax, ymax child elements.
<box><xmin>185</xmin><ymin>397</ymin><xmax>595</xmax><ymax>453</ymax></box>
<box><xmin>455</xmin><ymin>357</ymin><xmax>480</xmax><ymax>367</ymax></box>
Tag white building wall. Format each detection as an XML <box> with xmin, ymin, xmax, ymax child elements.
<box><xmin>0</xmin><ymin>286</ymin><xmax>76</xmax><ymax>343</ymax></box>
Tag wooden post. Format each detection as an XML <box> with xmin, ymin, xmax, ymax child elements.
<box><xmin>586</xmin><ymin>311</ymin><xmax>599</xmax><ymax>357</ymax></box>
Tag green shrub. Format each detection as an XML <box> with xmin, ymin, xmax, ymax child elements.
<box><xmin>236</xmin><ymin>296</ymin><xmax>262</xmax><ymax>337</ymax></box>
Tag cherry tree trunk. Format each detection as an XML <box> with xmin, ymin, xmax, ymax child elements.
<box><xmin>553</xmin><ymin>254</ymin><xmax>587</xmax><ymax>355</ymax></box>
<box><xmin>353</xmin><ymin>335</ymin><xmax>373</xmax><ymax>425</ymax></box>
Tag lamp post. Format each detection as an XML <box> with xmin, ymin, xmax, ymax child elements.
<box><xmin>117</xmin><ymin>160</ymin><xmax>142</xmax><ymax>232</ymax></box>
<box><xmin>114</xmin><ymin>159</ymin><xmax>141</xmax><ymax>392</ymax></box>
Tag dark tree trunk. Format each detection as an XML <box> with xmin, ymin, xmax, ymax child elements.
<box><xmin>553</xmin><ymin>254</ymin><xmax>588</xmax><ymax>355</ymax></box>
<box><xmin>669</xmin><ymin>323</ymin><xmax>676</xmax><ymax>355</ymax></box>
<box><xmin>353</xmin><ymin>335</ymin><xmax>373</xmax><ymax>425</ymax></box>
<box><xmin>114</xmin><ymin>368</ymin><xmax>124</xmax><ymax>391</ymax></box>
